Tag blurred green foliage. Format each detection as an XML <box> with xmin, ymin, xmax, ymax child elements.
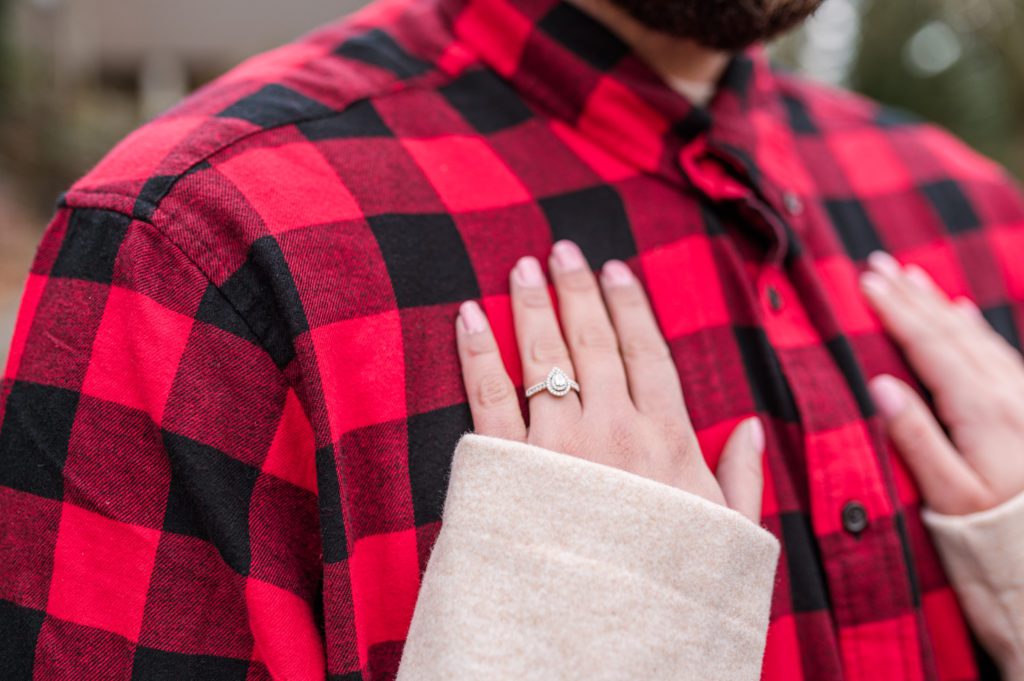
<box><xmin>852</xmin><ymin>0</ymin><xmax>1024</xmax><ymax>178</ymax></box>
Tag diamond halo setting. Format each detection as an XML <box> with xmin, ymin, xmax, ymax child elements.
<box><xmin>525</xmin><ymin>366</ymin><xmax>580</xmax><ymax>399</ymax></box>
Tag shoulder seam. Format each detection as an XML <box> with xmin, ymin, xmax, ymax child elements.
<box><xmin>54</xmin><ymin>61</ymin><xmax>468</xmax><ymax>373</ymax></box>
<box><xmin>144</xmin><ymin>66</ymin><xmax>460</xmax><ymax>218</ymax></box>
<box><xmin>61</xmin><ymin>64</ymin><xmax>462</xmax><ymax>221</ymax></box>
<box><xmin>59</xmin><ymin>204</ymin><xmax>288</xmax><ymax>380</ymax></box>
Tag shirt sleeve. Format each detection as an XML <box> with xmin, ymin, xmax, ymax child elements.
<box><xmin>0</xmin><ymin>207</ymin><xmax>325</xmax><ymax>680</ymax></box>
<box><xmin>922</xmin><ymin>491</ymin><xmax>1024</xmax><ymax>681</ymax></box>
<box><xmin>397</xmin><ymin>434</ymin><xmax>781</xmax><ymax>681</ymax></box>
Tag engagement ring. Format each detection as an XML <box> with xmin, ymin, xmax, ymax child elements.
<box><xmin>525</xmin><ymin>367</ymin><xmax>580</xmax><ymax>399</ymax></box>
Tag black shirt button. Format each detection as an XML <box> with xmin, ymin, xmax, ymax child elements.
<box><xmin>841</xmin><ymin>501</ymin><xmax>869</xmax><ymax>535</ymax></box>
<box><xmin>766</xmin><ymin>285</ymin><xmax>783</xmax><ymax>312</ymax></box>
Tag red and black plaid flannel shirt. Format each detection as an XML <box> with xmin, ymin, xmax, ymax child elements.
<box><xmin>2</xmin><ymin>0</ymin><xmax>1023</xmax><ymax>677</ymax></box>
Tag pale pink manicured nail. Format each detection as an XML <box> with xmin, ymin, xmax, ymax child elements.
<box><xmin>746</xmin><ymin>417</ymin><xmax>765</xmax><ymax>453</ymax></box>
<box><xmin>601</xmin><ymin>260</ymin><xmax>633</xmax><ymax>287</ymax></box>
<box><xmin>459</xmin><ymin>301</ymin><xmax>487</xmax><ymax>334</ymax></box>
<box><xmin>513</xmin><ymin>256</ymin><xmax>545</xmax><ymax>287</ymax></box>
<box><xmin>904</xmin><ymin>264</ymin><xmax>934</xmax><ymax>291</ymax></box>
<box><xmin>551</xmin><ymin>240</ymin><xmax>586</xmax><ymax>272</ymax></box>
<box><xmin>869</xmin><ymin>375</ymin><xmax>906</xmax><ymax>419</ymax></box>
<box><xmin>955</xmin><ymin>297</ymin><xmax>983</xmax><ymax>318</ymax></box>
<box><xmin>859</xmin><ymin>271</ymin><xmax>889</xmax><ymax>296</ymax></box>
<box><xmin>867</xmin><ymin>251</ymin><xmax>901</xmax><ymax>278</ymax></box>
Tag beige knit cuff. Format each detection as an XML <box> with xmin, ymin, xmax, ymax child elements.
<box><xmin>922</xmin><ymin>490</ymin><xmax>1024</xmax><ymax>679</ymax></box>
<box><xmin>398</xmin><ymin>433</ymin><xmax>781</xmax><ymax>680</ymax></box>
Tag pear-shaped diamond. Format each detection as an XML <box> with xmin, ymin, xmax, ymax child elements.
<box><xmin>547</xmin><ymin>367</ymin><xmax>571</xmax><ymax>395</ymax></box>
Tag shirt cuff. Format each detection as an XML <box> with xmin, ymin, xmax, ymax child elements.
<box><xmin>922</xmin><ymin>490</ymin><xmax>1024</xmax><ymax>679</ymax></box>
<box><xmin>398</xmin><ymin>433</ymin><xmax>780</xmax><ymax>681</ymax></box>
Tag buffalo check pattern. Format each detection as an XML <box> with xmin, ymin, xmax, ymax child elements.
<box><xmin>1</xmin><ymin>0</ymin><xmax>1023</xmax><ymax>677</ymax></box>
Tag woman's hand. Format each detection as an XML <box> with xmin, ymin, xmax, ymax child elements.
<box><xmin>861</xmin><ymin>251</ymin><xmax>1024</xmax><ymax>515</ymax></box>
<box><xmin>454</xmin><ymin>240</ymin><xmax>766</xmax><ymax>522</ymax></box>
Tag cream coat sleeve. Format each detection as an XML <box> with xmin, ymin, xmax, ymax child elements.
<box><xmin>923</xmin><ymin>491</ymin><xmax>1024</xmax><ymax>681</ymax></box>
<box><xmin>396</xmin><ymin>433</ymin><xmax>781</xmax><ymax>681</ymax></box>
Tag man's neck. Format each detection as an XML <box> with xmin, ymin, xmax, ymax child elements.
<box><xmin>564</xmin><ymin>0</ymin><xmax>729</xmax><ymax>106</ymax></box>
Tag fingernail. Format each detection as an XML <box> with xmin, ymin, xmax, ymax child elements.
<box><xmin>513</xmin><ymin>256</ymin><xmax>545</xmax><ymax>288</ymax></box>
<box><xmin>746</xmin><ymin>417</ymin><xmax>765</xmax><ymax>453</ymax></box>
<box><xmin>869</xmin><ymin>375</ymin><xmax>906</xmax><ymax>418</ymax></box>
<box><xmin>904</xmin><ymin>264</ymin><xmax>933</xmax><ymax>291</ymax></box>
<box><xmin>552</xmin><ymin>240</ymin><xmax>587</xmax><ymax>272</ymax></box>
<box><xmin>955</xmin><ymin>297</ymin><xmax>983</xmax><ymax>318</ymax></box>
<box><xmin>459</xmin><ymin>300</ymin><xmax>487</xmax><ymax>334</ymax></box>
<box><xmin>859</xmin><ymin>271</ymin><xmax>889</xmax><ymax>296</ymax></box>
<box><xmin>868</xmin><ymin>251</ymin><xmax>901</xmax><ymax>278</ymax></box>
<box><xmin>601</xmin><ymin>260</ymin><xmax>633</xmax><ymax>287</ymax></box>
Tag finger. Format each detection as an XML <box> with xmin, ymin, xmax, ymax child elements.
<box><xmin>866</xmin><ymin>256</ymin><xmax>983</xmax><ymax>375</ymax></box>
<box><xmin>860</xmin><ymin>257</ymin><xmax>980</xmax><ymax>393</ymax></box>
<box><xmin>902</xmin><ymin>263</ymin><xmax>947</xmax><ymax>300</ymax></box>
<box><xmin>900</xmin><ymin>264</ymin><xmax>1010</xmax><ymax>378</ymax></box>
<box><xmin>599</xmin><ymin>260</ymin><xmax>686</xmax><ymax>416</ymax></box>
<box><xmin>951</xmin><ymin>296</ymin><xmax>1024</xmax><ymax>377</ymax></box>
<box><xmin>548</xmin><ymin>241</ymin><xmax>630</xmax><ymax>410</ymax></box>
<box><xmin>953</xmin><ymin>296</ymin><xmax>983</xmax><ymax>321</ymax></box>
<box><xmin>715</xmin><ymin>417</ymin><xmax>766</xmax><ymax>524</ymax></box>
<box><xmin>510</xmin><ymin>256</ymin><xmax>581</xmax><ymax>426</ymax></box>
<box><xmin>862</xmin><ymin>256</ymin><xmax>1023</xmax><ymax>421</ymax></box>
<box><xmin>456</xmin><ymin>301</ymin><xmax>527</xmax><ymax>441</ymax></box>
<box><xmin>869</xmin><ymin>374</ymin><xmax>992</xmax><ymax>515</ymax></box>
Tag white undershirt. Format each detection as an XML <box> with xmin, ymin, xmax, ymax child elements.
<box><xmin>664</xmin><ymin>76</ymin><xmax>716</xmax><ymax>107</ymax></box>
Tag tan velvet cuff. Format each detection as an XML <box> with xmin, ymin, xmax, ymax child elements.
<box><xmin>397</xmin><ymin>434</ymin><xmax>781</xmax><ymax>680</ymax></box>
<box><xmin>923</xmin><ymin>490</ymin><xmax>1024</xmax><ymax>680</ymax></box>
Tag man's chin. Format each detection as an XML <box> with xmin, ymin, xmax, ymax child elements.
<box><xmin>607</xmin><ymin>0</ymin><xmax>824</xmax><ymax>52</ymax></box>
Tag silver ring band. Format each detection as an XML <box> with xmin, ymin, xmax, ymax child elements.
<box><xmin>525</xmin><ymin>367</ymin><xmax>580</xmax><ymax>399</ymax></box>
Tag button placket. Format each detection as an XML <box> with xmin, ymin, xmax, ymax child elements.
<box><xmin>755</xmin><ymin>255</ymin><xmax>925</xmax><ymax>676</ymax></box>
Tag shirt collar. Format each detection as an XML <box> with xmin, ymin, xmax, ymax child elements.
<box><xmin>439</xmin><ymin>0</ymin><xmax>779</xmax><ymax>181</ymax></box>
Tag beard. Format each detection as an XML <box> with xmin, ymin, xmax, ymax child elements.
<box><xmin>606</xmin><ymin>0</ymin><xmax>825</xmax><ymax>51</ymax></box>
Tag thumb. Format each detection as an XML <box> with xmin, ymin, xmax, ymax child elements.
<box><xmin>716</xmin><ymin>417</ymin><xmax>766</xmax><ymax>523</ymax></box>
<box><xmin>869</xmin><ymin>374</ymin><xmax>990</xmax><ymax>515</ymax></box>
